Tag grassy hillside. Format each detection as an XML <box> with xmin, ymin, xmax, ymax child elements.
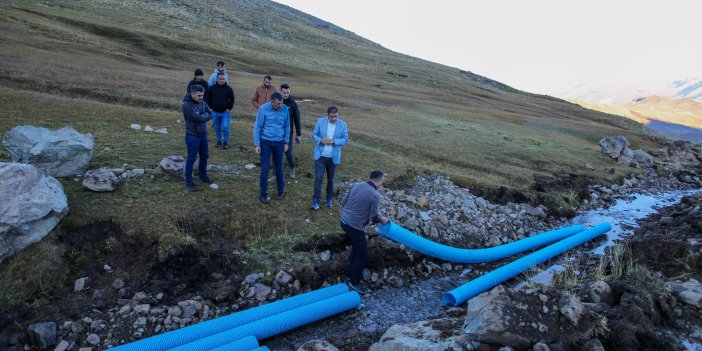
<box><xmin>0</xmin><ymin>0</ymin><xmax>660</xmax><ymax>309</ymax></box>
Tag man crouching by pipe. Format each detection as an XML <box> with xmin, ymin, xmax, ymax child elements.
<box><xmin>340</xmin><ymin>170</ymin><xmax>389</xmax><ymax>294</ymax></box>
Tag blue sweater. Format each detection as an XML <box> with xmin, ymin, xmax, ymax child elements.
<box><xmin>253</xmin><ymin>102</ymin><xmax>290</xmax><ymax>146</ymax></box>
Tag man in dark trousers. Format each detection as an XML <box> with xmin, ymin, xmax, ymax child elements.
<box><xmin>340</xmin><ymin>170</ymin><xmax>389</xmax><ymax>293</ymax></box>
<box><xmin>280</xmin><ymin>83</ymin><xmax>302</xmax><ymax>178</ymax></box>
<box><xmin>253</xmin><ymin>92</ymin><xmax>289</xmax><ymax>204</ymax></box>
<box><xmin>182</xmin><ymin>85</ymin><xmax>213</xmax><ymax>192</ymax></box>
<box><xmin>206</xmin><ymin>72</ymin><xmax>235</xmax><ymax>149</ymax></box>
<box><xmin>185</xmin><ymin>68</ymin><xmax>209</xmax><ymax>96</ymax></box>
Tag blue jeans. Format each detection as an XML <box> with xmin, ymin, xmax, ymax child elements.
<box><xmin>285</xmin><ymin>134</ymin><xmax>296</xmax><ymax>169</ymax></box>
<box><xmin>313</xmin><ymin>156</ymin><xmax>337</xmax><ymax>201</ymax></box>
<box><xmin>260</xmin><ymin>139</ymin><xmax>285</xmax><ymax>196</ymax></box>
<box><xmin>341</xmin><ymin>220</ymin><xmax>367</xmax><ymax>284</ymax></box>
<box><xmin>211</xmin><ymin>111</ymin><xmax>231</xmax><ymax>143</ymax></box>
<box><xmin>185</xmin><ymin>134</ymin><xmax>208</xmax><ymax>184</ymax></box>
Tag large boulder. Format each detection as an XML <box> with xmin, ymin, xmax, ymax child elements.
<box><xmin>632</xmin><ymin>149</ymin><xmax>655</xmax><ymax>167</ymax></box>
<box><xmin>369</xmin><ymin>320</ymin><xmax>469</xmax><ymax>351</ymax></box>
<box><xmin>599</xmin><ymin>136</ymin><xmax>629</xmax><ymax>159</ymax></box>
<box><xmin>26</xmin><ymin>322</ymin><xmax>56</xmax><ymax>350</ymax></box>
<box><xmin>2</xmin><ymin>125</ymin><xmax>94</xmax><ymax>177</ymax></box>
<box><xmin>0</xmin><ymin>163</ymin><xmax>68</xmax><ymax>263</ymax></box>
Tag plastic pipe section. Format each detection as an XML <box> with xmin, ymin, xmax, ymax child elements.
<box><xmin>206</xmin><ymin>336</ymin><xmax>259</xmax><ymax>351</ymax></box>
<box><xmin>442</xmin><ymin>222</ymin><xmax>612</xmax><ymax>306</ymax></box>
<box><xmin>111</xmin><ymin>284</ymin><xmax>349</xmax><ymax>351</ymax></box>
<box><xmin>377</xmin><ymin>221</ymin><xmax>585</xmax><ymax>263</ymax></box>
<box><xmin>168</xmin><ymin>291</ymin><xmax>361</xmax><ymax>351</ymax></box>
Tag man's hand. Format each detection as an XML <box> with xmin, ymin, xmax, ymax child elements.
<box><xmin>255</xmin><ymin>146</ymin><xmax>261</xmax><ymax>153</ymax></box>
<box><xmin>284</xmin><ymin>144</ymin><xmax>289</xmax><ymax>152</ymax></box>
<box><xmin>295</xmin><ymin>135</ymin><xmax>302</xmax><ymax>144</ymax></box>
<box><xmin>380</xmin><ymin>216</ymin><xmax>389</xmax><ymax>224</ymax></box>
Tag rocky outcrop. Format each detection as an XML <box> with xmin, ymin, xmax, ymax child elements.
<box><xmin>2</xmin><ymin>125</ymin><xmax>94</xmax><ymax>177</ymax></box>
<box><xmin>82</xmin><ymin>167</ymin><xmax>120</xmax><ymax>192</ymax></box>
<box><xmin>0</xmin><ymin>163</ymin><xmax>68</xmax><ymax>263</ymax></box>
<box><xmin>657</xmin><ymin>140</ymin><xmax>702</xmax><ymax>164</ymax></box>
<box><xmin>369</xmin><ymin>319</ymin><xmax>470</xmax><ymax>351</ymax></box>
<box><xmin>599</xmin><ymin>136</ymin><xmax>655</xmax><ymax>168</ymax></box>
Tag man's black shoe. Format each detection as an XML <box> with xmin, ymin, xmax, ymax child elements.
<box><xmin>276</xmin><ymin>192</ymin><xmax>285</xmax><ymax>200</ymax></box>
<box><xmin>347</xmin><ymin>281</ymin><xmax>368</xmax><ymax>294</ymax></box>
<box><xmin>222</xmin><ymin>142</ymin><xmax>230</xmax><ymax>150</ymax></box>
<box><xmin>259</xmin><ymin>195</ymin><xmax>271</xmax><ymax>204</ymax></box>
<box><xmin>199</xmin><ymin>176</ymin><xmax>214</xmax><ymax>184</ymax></box>
<box><xmin>185</xmin><ymin>183</ymin><xmax>197</xmax><ymax>192</ymax></box>
<box><xmin>216</xmin><ymin>141</ymin><xmax>222</xmax><ymax>148</ymax></box>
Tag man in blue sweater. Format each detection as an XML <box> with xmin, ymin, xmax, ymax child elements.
<box><xmin>182</xmin><ymin>85</ymin><xmax>213</xmax><ymax>192</ymax></box>
<box><xmin>340</xmin><ymin>170</ymin><xmax>389</xmax><ymax>293</ymax></box>
<box><xmin>253</xmin><ymin>92</ymin><xmax>289</xmax><ymax>204</ymax></box>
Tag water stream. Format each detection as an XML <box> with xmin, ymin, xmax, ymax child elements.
<box><xmin>527</xmin><ymin>189</ymin><xmax>700</xmax><ymax>285</ymax></box>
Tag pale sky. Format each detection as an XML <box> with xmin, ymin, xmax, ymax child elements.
<box><xmin>273</xmin><ymin>0</ymin><xmax>701</xmax><ymax>95</ymax></box>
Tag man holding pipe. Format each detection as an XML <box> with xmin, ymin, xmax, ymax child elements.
<box><xmin>340</xmin><ymin>170</ymin><xmax>389</xmax><ymax>294</ymax></box>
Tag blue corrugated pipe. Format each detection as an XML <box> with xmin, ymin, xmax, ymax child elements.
<box><xmin>251</xmin><ymin>348</ymin><xmax>270</xmax><ymax>351</ymax></box>
<box><xmin>442</xmin><ymin>222</ymin><xmax>612</xmax><ymax>306</ymax></box>
<box><xmin>168</xmin><ymin>291</ymin><xmax>361</xmax><ymax>351</ymax></box>
<box><xmin>377</xmin><ymin>221</ymin><xmax>585</xmax><ymax>263</ymax></box>
<box><xmin>111</xmin><ymin>284</ymin><xmax>349</xmax><ymax>351</ymax></box>
<box><xmin>207</xmin><ymin>336</ymin><xmax>258</xmax><ymax>351</ymax></box>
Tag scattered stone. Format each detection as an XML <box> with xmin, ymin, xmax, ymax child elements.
<box><xmin>54</xmin><ymin>340</ymin><xmax>70</xmax><ymax>351</ymax></box>
<box><xmin>27</xmin><ymin>322</ymin><xmax>56</xmax><ymax>350</ymax></box>
<box><xmin>143</xmin><ymin>125</ymin><xmax>154</xmax><ymax>132</ymax></box>
<box><xmin>111</xmin><ymin>278</ymin><xmax>125</xmax><ymax>289</ymax></box>
<box><xmin>130</xmin><ymin>124</ymin><xmax>141</xmax><ymax>130</ymax></box>
<box><xmin>86</xmin><ymin>334</ymin><xmax>100</xmax><ymax>346</ymax></box>
<box><xmin>297</xmin><ymin>339</ymin><xmax>340</xmax><ymax>351</ymax></box>
<box><xmin>254</xmin><ymin>283</ymin><xmax>272</xmax><ymax>301</ymax></box>
<box><xmin>154</xmin><ymin>128</ymin><xmax>168</xmax><ymax>134</ymax></box>
<box><xmin>245</xmin><ymin>163</ymin><xmax>256</xmax><ymax>170</ymax></box>
<box><xmin>665</xmin><ymin>279</ymin><xmax>702</xmax><ymax>308</ymax></box>
<box><xmin>558</xmin><ymin>294</ymin><xmax>584</xmax><ymax>326</ymax></box>
<box><xmin>417</xmin><ymin>196</ymin><xmax>428</xmax><ymax>208</ymax></box>
<box><xmin>209</xmin><ymin>183</ymin><xmax>219</xmax><ymax>189</ymax></box>
<box><xmin>82</xmin><ymin>167</ymin><xmax>120</xmax><ymax>192</ymax></box>
<box><xmin>275</xmin><ymin>270</ymin><xmax>293</xmax><ymax>285</ymax></box>
<box><xmin>159</xmin><ymin>156</ymin><xmax>185</xmax><ymax>179</ymax></box>
<box><xmin>74</xmin><ymin>277</ymin><xmax>90</xmax><ymax>292</ymax></box>
<box><xmin>103</xmin><ymin>264</ymin><xmax>112</xmax><ymax>272</ymax></box>
<box><xmin>244</xmin><ymin>273</ymin><xmax>264</xmax><ymax>284</ymax></box>
<box><xmin>320</xmin><ymin>250</ymin><xmax>331</xmax><ymax>261</ymax></box>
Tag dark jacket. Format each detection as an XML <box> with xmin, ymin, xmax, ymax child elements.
<box><xmin>186</xmin><ymin>79</ymin><xmax>209</xmax><ymax>96</ymax></box>
<box><xmin>182</xmin><ymin>94</ymin><xmax>212</xmax><ymax>137</ymax></box>
<box><xmin>283</xmin><ymin>95</ymin><xmax>301</xmax><ymax>137</ymax></box>
<box><xmin>206</xmin><ymin>83</ymin><xmax>235</xmax><ymax>113</ymax></box>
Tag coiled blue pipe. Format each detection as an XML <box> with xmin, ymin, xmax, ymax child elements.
<box><xmin>377</xmin><ymin>222</ymin><xmax>585</xmax><ymax>263</ymax></box>
<box><xmin>206</xmin><ymin>336</ymin><xmax>259</xmax><ymax>351</ymax></box>
<box><xmin>111</xmin><ymin>284</ymin><xmax>349</xmax><ymax>351</ymax></box>
<box><xmin>442</xmin><ymin>222</ymin><xmax>612</xmax><ymax>306</ymax></box>
<box><xmin>168</xmin><ymin>291</ymin><xmax>361</xmax><ymax>351</ymax></box>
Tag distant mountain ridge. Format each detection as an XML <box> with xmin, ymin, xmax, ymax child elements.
<box><xmin>550</xmin><ymin>76</ymin><xmax>702</xmax><ymax>104</ymax></box>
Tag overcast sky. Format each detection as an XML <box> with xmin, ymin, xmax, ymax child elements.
<box><xmin>273</xmin><ymin>0</ymin><xmax>701</xmax><ymax>95</ymax></box>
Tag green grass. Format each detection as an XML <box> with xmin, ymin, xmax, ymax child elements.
<box><xmin>0</xmin><ymin>0</ymin><xmax>664</xmax><ymax>308</ymax></box>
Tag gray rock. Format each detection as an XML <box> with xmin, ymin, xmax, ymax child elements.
<box><xmin>320</xmin><ymin>250</ymin><xmax>331</xmax><ymax>262</ymax></box>
<box><xmin>245</xmin><ymin>163</ymin><xmax>256</xmax><ymax>170</ymax></box>
<box><xmin>86</xmin><ymin>334</ymin><xmax>100</xmax><ymax>346</ymax></box>
<box><xmin>129</xmin><ymin>168</ymin><xmax>145</xmax><ymax>177</ymax></box>
<box><xmin>387</xmin><ymin>275</ymin><xmax>404</xmax><ymax>288</ymax></box>
<box><xmin>130</xmin><ymin>124</ymin><xmax>141</xmax><ymax>130</ymax></box>
<box><xmin>598</xmin><ymin>136</ymin><xmax>629</xmax><ymax>159</ymax></box>
<box><xmin>112</xmin><ymin>278</ymin><xmax>125</xmax><ymax>289</ymax></box>
<box><xmin>585</xmin><ymin>281</ymin><xmax>612</xmax><ymax>304</ymax></box>
<box><xmin>54</xmin><ymin>340</ymin><xmax>70</xmax><ymax>351</ymax></box>
<box><xmin>297</xmin><ymin>339</ymin><xmax>340</xmax><ymax>351</ymax></box>
<box><xmin>143</xmin><ymin>125</ymin><xmax>154</xmax><ymax>132</ymax></box>
<box><xmin>154</xmin><ymin>128</ymin><xmax>168</xmax><ymax>134</ymax></box>
<box><xmin>369</xmin><ymin>321</ymin><xmax>466</xmax><ymax>351</ymax></box>
<box><xmin>463</xmin><ymin>286</ymin><xmax>531</xmax><ymax>349</ymax></box>
<box><xmin>74</xmin><ymin>277</ymin><xmax>90</xmax><ymax>292</ymax></box>
<box><xmin>133</xmin><ymin>304</ymin><xmax>151</xmax><ymax>315</ymax></box>
<box><xmin>167</xmin><ymin>306</ymin><xmax>182</xmax><ymax>317</ymax></box>
<box><xmin>523</xmin><ymin>204</ymin><xmax>546</xmax><ymax>218</ymax></box>
<box><xmin>244</xmin><ymin>273</ymin><xmax>264</xmax><ymax>284</ymax></box>
<box><xmin>27</xmin><ymin>322</ymin><xmax>56</xmax><ymax>350</ymax></box>
<box><xmin>275</xmin><ymin>270</ymin><xmax>293</xmax><ymax>285</ymax></box>
<box><xmin>632</xmin><ymin>149</ymin><xmax>654</xmax><ymax>167</ymax></box>
<box><xmin>0</xmin><ymin>163</ymin><xmax>68</xmax><ymax>263</ymax></box>
<box><xmin>254</xmin><ymin>283</ymin><xmax>272</xmax><ymax>301</ymax></box>
<box><xmin>665</xmin><ymin>279</ymin><xmax>702</xmax><ymax>308</ymax></box>
<box><xmin>419</xmin><ymin>212</ymin><xmax>431</xmax><ymax>222</ymax></box>
<box><xmin>2</xmin><ymin>125</ymin><xmax>94</xmax><ymax>177</ymax></box>
<box><xmin>581</xmin><ymin>338</ymin><xmax>605</xmax><ymax>351</ymax></box>
<box><xmin>82</xmin><ymin>167</ymin><xmax>120</xmax><ymax>192</ymax></box>
<box><xmin>533</xmin><ymin>342</ymin><xmax>550</xmax><ymax>351</ymax></box>
<box><xmin>159</xmin><ymin>156</ymin><xmax>185</xmax><ymax>179</ymax></box>
<box><xmin>558</xmin><ymin>294</ymin><xmax>584</xmax><ymax>326</ymax></box>
<box><xmin>475</xmin><ymin>197</ymin><xmax>488</xmax><ymax>210</ymax></box>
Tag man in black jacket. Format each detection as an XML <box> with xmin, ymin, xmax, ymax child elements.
<box><xmin>182</xmin><ymin>85</ymin><xmax>213</xmax><ymax>192</ymax></box>
<box><xmin>281</xmin><ymin>83</ymin><xmax>301</xmax><ymax>178</ymax></box>
<box><xmin>206</xmin><ymin>73</ymin><xmax>235</xmax><ymax>149</ymax></box>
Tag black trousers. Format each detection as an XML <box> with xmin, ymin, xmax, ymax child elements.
<box><xmin>340</xmin><ymin>220</ymin><xmax>367</xmax><ymax>284</ymax></box>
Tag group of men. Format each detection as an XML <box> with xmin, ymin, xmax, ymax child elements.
<box><xmin>181</xmin><ymin>60</ymin><xmax>388</xmax><ymax>294</ymax></box>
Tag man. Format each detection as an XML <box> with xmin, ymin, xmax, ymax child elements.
<box><xmin>208</xmin><ymin>60</ymin><xmax>228</xmax><ymax>86</ymax></box>
<box><xmin>206</xmin><ymin>73</ymin><xmax>235</xmax><ymax>149</ymax></box>
<box><xmin>186</xmin><ymin>68</ymin><xmax>209</xmax><ymax>96</ymax></box>
<box><xmin>281</xmin><ymin>83</ymin><xmax>302</xmax><ymax>178</ymax></box>
<box><xmin>251</xmin><ymin>75</ymin><xmax>277</xmax><ymax>111</ymax></box>
<box><xmin>253</xmin><ymin>92</ymin><xmax>289</xmax><ymax>204</ymax></box>
<box><xmin>310</xmin><ymin>106</ymin><xmax>348</xmax><ymax>210</ymax></box>
<box><xmin>182</xmin><ymin>85</ymin><xmax>213</xmax><ymax>192</ymax></box>
<box><xmin>340</xmin><ymin>170</ymin><xmax>389</xmax><ymax>294</ymax></box>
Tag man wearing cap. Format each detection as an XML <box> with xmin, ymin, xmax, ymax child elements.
<box><xmin>186</xmin><ymin>68</ymin><xmax>209</xmax><ymax>97</ymax></box>
<box><xmin>208</xmin><ymin>60</ymin><xmax>228</xmax><ymax>86</ymax></box>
